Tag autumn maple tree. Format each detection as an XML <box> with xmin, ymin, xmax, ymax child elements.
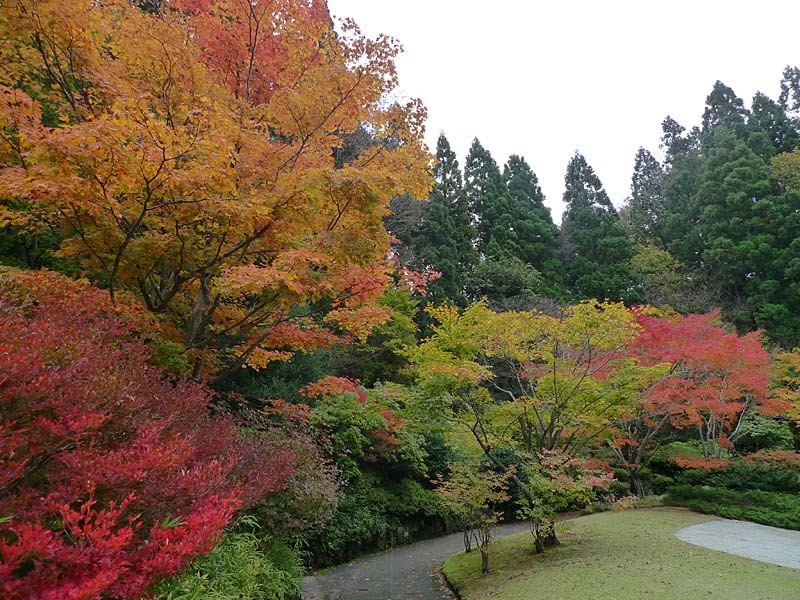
<box><xmin>409</xmin><ymin>300</ymin><xmax>637</xmax><ymax>549</ymax></box>
<box><xmin>770</xmin><ymin>349</ymin><xmax>800</xmax><ymax>425</ymax></box>
<box><xmin>620</xmin><ymin>312</ymin><xmax>786</xmax><ymax>467</ymax></box>
<box><xmin>0</xmin><ymin>0</ymin><xmax>430</xmax><ymax>380</ymax></box>
<box><xmin>0</xmin><ymin>270</ymin><xmax>295</xmax><ymax>599</ymax></box>
<box><xmin>410</xmin><ymin>300</ymin><xmax>642</xmax><ymax>457</ymax></box>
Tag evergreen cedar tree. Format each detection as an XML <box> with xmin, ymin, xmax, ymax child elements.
<box><xmin>0</xmin><ymin>0</ymin><xmax>431</xmax><ymax>381</ymax></box>
<box><xmin>624</xmin><ymin>77</ymin><xmax>800</xmax><ymax>345</ymax></box>
<box><xmin>405</xmin><ymin>134</ymin><xmax>556</xmax><ymax>308</ymax></box>
<box><xmin>559</xmin><ymin>153</ymin><xmax>637</xmax><ymax>302</ymax></box>
<box><xmin>625</xmin><ymin>147</ymin><xmax>665</xmax><ymax>246</ymax></box>
<box><xmin>412</xmin><ymin>133</ymin><xmax>477</xmax><ymax>305</ymax></box>
<box><xmin>701</xmin><ymin>80</ymin><xmax>750</xmax><ymax>143</ymax></box>
<box><xmin>0</xmin><ymin>271</ymin><xmax>295</xmax><ymax>599</ymax></box>
<box><xmin>465</xmin><ymin>138</ymin><xmax>514</xmax><ymax>260</ymax></box>
<box><xmin>502</xmin><ymin>154</ymin><xmax>558</xmax><ymax>271</ymax></box>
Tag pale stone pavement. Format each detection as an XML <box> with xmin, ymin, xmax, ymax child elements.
<box><xmin>676</xmin><ymin>518</ymin><xmax>800</xmax><ymax>570</ymax></box>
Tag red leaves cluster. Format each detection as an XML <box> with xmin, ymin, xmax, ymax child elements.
<box><xmin>743</xmin><ymin>450</ymin><xmax>800</xmax><ymax>471</ymax></box>
<box><xmin>539</xmin><ymin>450</ymin><xmax>615</xmax><ymax>492</ymax></box>
<box><xmin>369</xmin><ymin>410</ymin><xmax>405</xmax><ymax>454</ymax></box>
<box><xmin>263</xmin><ymin>398</ymin><xmax>312</xmax><ymax>424</ymax></box>
<box><xmin>630</xmin><ymin>311</ymin><xmax>783</xmax><ymax>460</ymax></box>
<box><xmin>175</xmin><ymin>0</ymin><xmax>331</xmax><ymax>104</ymax></box>
<box><xmin>671</xmin><ymin>456</ymin><xmax>732</xmax><ymax>471</ymax></box>
<box><xmin>0</xmin><ymin>271</ymin><xmax>295</xmax><ymax>599</ymax></box>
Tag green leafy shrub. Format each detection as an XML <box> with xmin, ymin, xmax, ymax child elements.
<box><xmin>673</xmin><ymin>462</ymin><xmax>800</xmax><ymax>493</ymax></box>
<box><xmin>307</xmin><ymin>488</ymin><xmax>398</xmax><ymax>566</ymax></box>
<box><xmin>632</xmin><ymin>494</ymin><xmax>665</xmax><ymax>509</ymax></box>
<box><xmin>607</xmin><ymin>479</ymin><xmax>633</xmax><ymax>498</ymax></box>
<box><xmin>650</xmin><ymin>473</ymin><xmax>675</xmax><ymax>493</ymax></box>
<box><xmin>307</xmin><ymin>471</ymin><xmax>445</xmax><ymax>566</ymax></box>
<box><xmin>665</xmin><ymin>485</ymin><xmax>800</xmax><ymax>530</ymax></box>
<box><xmin>155</xmin><ymin>521</ymin><xmax>304</xmax><ymax>600</ymax></box>
<box><xmin>734</xmin><ymin>413</ymin><xmax>794</xmax><ymax>453</ymax></box>
<box><xmin>710</xmin><ymin>462</ymin><xmax>800</xmax><ymax>493</ymax></box>
<box><xmin>649</xmin><ymin>440</ymin><xmax>705</xmax><ymax>477</ymax></box>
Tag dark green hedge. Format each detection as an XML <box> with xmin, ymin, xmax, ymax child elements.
<box><xmin>665</xmin><ymin>485</ymin><xmax>800</xmax><ymax>530</ymax></box>
<box><xmin>674</xmin><ymin>462</ymin><xmax>800</xmax><ymax>493</ymax></box>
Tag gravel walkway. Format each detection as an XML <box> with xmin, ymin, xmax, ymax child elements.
<box><xmin>301</xmin><ymin>521</ymin><xmax>532</xmax><ymax>600</ymax></box>
<box><xmin>676</xmin><ymin>518</ymin><xmax>800</xmax><ymax>570</ymax></box>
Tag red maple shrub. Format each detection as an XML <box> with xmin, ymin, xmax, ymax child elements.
<box><xmin>0</xmin><ymin>270</ymin><xmax>295</xmax><ymax>599</ymax></box>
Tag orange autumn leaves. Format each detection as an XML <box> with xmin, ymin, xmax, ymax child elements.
<box><xmin>0</xmin><ymin>0</ymin><xmax>431</xmax><ymax>377</ymax></box>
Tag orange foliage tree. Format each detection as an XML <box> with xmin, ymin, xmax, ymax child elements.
<box><xmin>0</xmin><ymin>0</ymin><xmax>431</xmax><ymax>379</ymax></box>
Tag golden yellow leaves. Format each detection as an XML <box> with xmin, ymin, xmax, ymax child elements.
<box><xmin>324</xmin><ymin>305</ymin><xmax>390</xmax><ymax>342</ymax></box>
<box><xmin>772</xmin><ymin>149</ymin><xmax>800</xmax><ymax>192</ymax></box>
<box><xmin>239</xmin><ymin>347</ymin><xmax>294</xmax><ymax>371</ymax></box>
<box><xmin>770</xmin><ymin>350</ymin><xmax>800</xmax><ymax>424</ymax></box>
<box><xmin>1</xmin><ymin>0</ymin><xmax>432</xmax><ymax>376</ymax></box>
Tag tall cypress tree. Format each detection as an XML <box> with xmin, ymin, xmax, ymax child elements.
<box><xmin>747</xmin><ymin>92</ymin><xmax>800</xmax><ymax>159</ymax></box>
<box><xmin>687</xmin><ymin>128</ymin><xmax>800</xmax><ymax>343</ymax></box>
<box><xmin>691</xmin><ymin>129</ymin><xmax>777</xmax><ymax>277</ymax></box>
<box><xmin>502</xmin><ymin>154</ymin><xmax>558</xmax><ymax>271</ymax></box>
<box><xmin>658</xmin><ymin>116</ymin><xmax>704</xmax><ymax>265</ymax></box>
<box><xmin>779</xmin><ymin>65</ymin><xmax>800</xmax><ymax>118</ymax></box>
<box><xmin>464</xmin><ymin>138</ymin><xmax>514</xmax><ymax>259</ymax></box>
<box><xmin>559</xmin><ymin>152</ymin><xmax>637</xmax><ymax>302</ymax></box>
<box><xmin>623</xmin><ymin>147</ymin><xmax>666</xmax><ymax>245</ymax></box>
<box><xmin>412</xmin><ymin>133</ymin><xmax>478</xmax><ymax>305</ymax></box>
<box><xmin>702</xmin><ymin>81</ymin><xmax>749</xmax><ymax>143</ymax></box>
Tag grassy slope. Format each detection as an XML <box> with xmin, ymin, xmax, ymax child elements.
<box><xmin>443</xmin><ymin>508</ymin><xmax>800</xmax><ymax>600</ymax></box>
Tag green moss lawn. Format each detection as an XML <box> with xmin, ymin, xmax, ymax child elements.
<box><xmin>443</xmin><ymin>508</ymin><xmax>800</xmax><ymax>600</ymax></box>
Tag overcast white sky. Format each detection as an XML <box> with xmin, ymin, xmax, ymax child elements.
<box><xmin>328</xmin><ymin>0</ymin><xmax>800</xmax><ymax>223</ymax></box>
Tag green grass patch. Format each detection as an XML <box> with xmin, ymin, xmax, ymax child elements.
<box><xmin>443</xmin><ymin>508</ymin><xmax>800</xmax><ymax>600</ymax></box>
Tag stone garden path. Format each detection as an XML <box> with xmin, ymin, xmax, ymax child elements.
<box><xmin>301</xmin><ymin>521</ymin><xmax>531</xmax><ymax>600</ymax></box>
<box><xmin>676</xmin><ymin>518</ymin><xmax>800</xmax><ymax>570</ymax></box>
<box><xmin>303</xmin><ymin>513</ymin><xmax>800</xmax><ymax>599</ymax></box>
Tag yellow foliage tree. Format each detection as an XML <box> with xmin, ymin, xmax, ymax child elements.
<box><xmin>0</xmin><ymin>0</ymin><xmax>431</xmax><ymax>378</ymax></box>
<box><xmin>410</xmin><ymin>300</ymin><xmax>642</xmax><ymax>457</ymax></box>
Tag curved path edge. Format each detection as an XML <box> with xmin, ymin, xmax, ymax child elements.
<box><xmin>302</xmin><ymin>514</ymin><xmax>578</xmax><ymax>600</ymax></box>
<box><xmin>675</xmin><ymin>518</ymin><xmax>800</xmax><ymax>570</ymax></box>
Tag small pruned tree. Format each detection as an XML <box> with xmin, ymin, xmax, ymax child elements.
<box><xmin>434</xmin><ymin>463</ymin><xmax>510</xmax><ymax>573</ymax></box>
<box><xmin>519</xmin><ymin>451</ymin><xmax>614</xmax><ymax>551</ymax></box>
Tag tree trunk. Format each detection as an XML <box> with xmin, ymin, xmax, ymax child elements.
<box><xmin>477</xmin><ymin>523</ymin><xmax>491</xmax><ymax>573</ymax></box>
<box><xmin>629</xmin><ymin>468</ymin><xmax>646</xmax><ymax>498</ymax></box>
<box><xmin>530</xmin><ymin>516</ymin><xmax>559</xmax><ymax>554</ymax></box>
<box><xmin>541</xmin><ymin>528</ymin><xmax>559</xmax><ymax>549</ymax></box>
